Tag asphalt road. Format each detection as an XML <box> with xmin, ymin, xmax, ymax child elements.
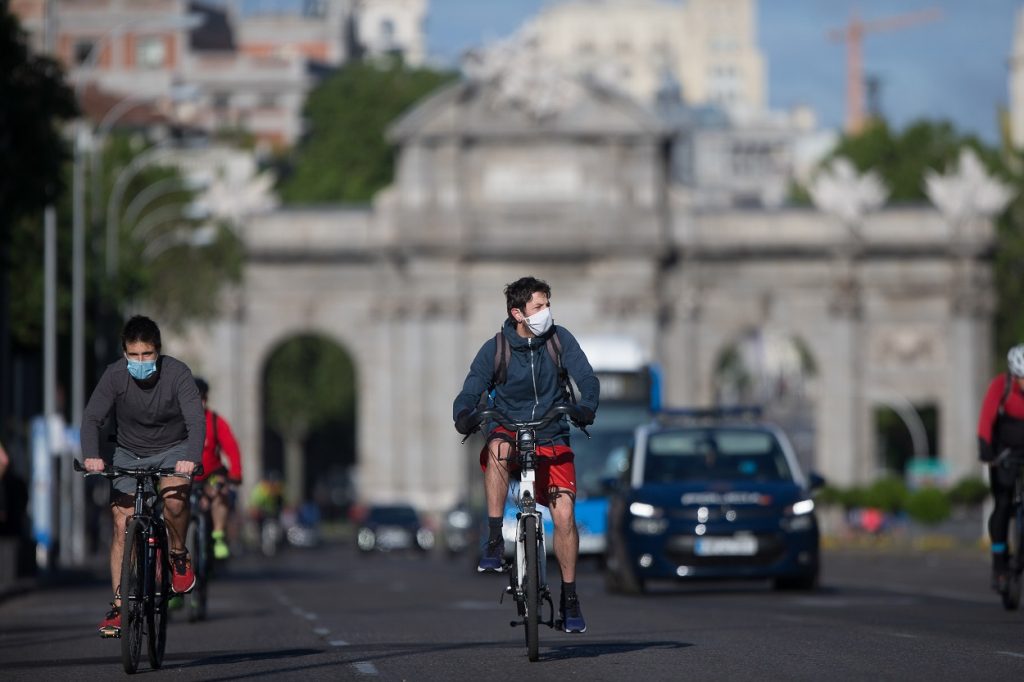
<box><xmin>2</xmin><ymin>541</ymin><xmax>1023</xmax><ymax>681</ymax></box>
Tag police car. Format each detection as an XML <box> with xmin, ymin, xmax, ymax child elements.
<box><xmin>604</xmin><ymin>408</ymin><xmax>823</xmax><ymax>593</ymax></box>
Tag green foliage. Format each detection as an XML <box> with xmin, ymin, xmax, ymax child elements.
<box><xmin>0</xmin><ymin>7</ymin><xmax>77</xmax><ymax>221</ymax></box>
<box><xmin>905</xmin><ymin>487</ymin><xmax>952</xmax><ymax>526</ymax></box>
<box><xmin>264</xmin><ymin>335</ymin><xmax>356</xmax><ymax>443</ymax></box>
<box><xmin>861</xmin><ymin>476</ymin><xmax>908</xmax><ymax>513</ymax></box>
<box><xmin>947</xmin><ymin>476</ymin><xmax>989</xmax><ymax>507</ymax></box>
<box><xmin>278</xmin><ymin>60</ymin><xmax>455</xmax><ymax>203</ymax></box>
<box><xmin>815</xmin><ymin>485</ymin><xmax>845</xmax><ymax>507</ymax></box>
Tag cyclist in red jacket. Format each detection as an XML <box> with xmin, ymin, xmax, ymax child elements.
<box><xmin>977</xmin><ymin>344</ymin><xmax>1024</xmax><ymax>593</ymax></box>
<box><xmin>194</xmin><ymin>378</ymin><xmax>243</xmax><ymax>560</ymax></box>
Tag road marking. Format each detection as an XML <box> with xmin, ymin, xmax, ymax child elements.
<box><xmin>313</xmin><ymin>627</ymin><xmax>330</xmax><ymax>636</ymax></box>
<box><xmin>353</xmin><ymin>662</ymin><xmax>379</xmax><ymax>675</ymax></box>
<box><xmin>996</xmin><ymin>651</ymin><xmax>1024</xmax><ymax>659</ymax></box>
<box><xmin>329</xmin><ymin>640</ymin><xmax>349</xmax><ymax>647</ymax></box>
<box><xmin>304</xmin><ymin>612</ymin><xmax>318</xmax><ymax>621</ymax></box>
<box><xmin>890</xmin><ymin>632</ymin><xmax>918</xmax><ymax>639</ymax></box>
<box><xmin>290</xmin><ymin>607</ymin><xmax>306</xmax><ymax>617</ymax></box>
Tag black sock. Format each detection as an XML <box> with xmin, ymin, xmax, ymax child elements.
<box><xmin>488</xmin><ymin>517</ymin><xmax>503</xmax><ymax>542</ymax></box>
<box><xmin>561</xmin><ymin>580</ymin><xmax>576</xmax><ymax>600</ymax></box>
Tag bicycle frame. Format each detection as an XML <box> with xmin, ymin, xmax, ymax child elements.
<box><xmin>509</xmin><ymin>425</ymin><xmax>553</xmax><ymax>627</ymax></box>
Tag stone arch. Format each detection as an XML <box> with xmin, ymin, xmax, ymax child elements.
<box><xmin>259</xmin><ymin>332</ymin><xmax>358</xmax><ymax>513</ymax></box>
<box><xmin>709</xmin><ymin>327</ymin><xmax>820</xmax><ymax>473</ymax></box>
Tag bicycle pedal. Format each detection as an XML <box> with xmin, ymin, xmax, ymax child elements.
<box><xmin>99</xmin><ymin>626</ymin><xmax>120</xmax><ymax>639</ymax></box>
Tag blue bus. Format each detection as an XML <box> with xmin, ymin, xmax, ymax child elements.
<box><xmin>503</xmin><ymin>336</ymin><xmax>661</xmax><ymax>559</ymax></box>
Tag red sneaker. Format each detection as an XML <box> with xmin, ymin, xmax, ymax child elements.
<box><xmin>170</xmin><ymin>551</ymin><xmax>197</xmax><ymax>594</ymax></box>
<box><xmin>99</xmin><ymin>602</ymin><xmax>121</xmax><ymax>635</ymax></box>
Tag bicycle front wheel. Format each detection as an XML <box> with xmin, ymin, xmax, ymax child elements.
<box><xmin>120</xmin><ymin>519</ymin><xmax>146</xmax><ymax>674</ymax></box>
<box><xmin>1004</xmin><ymin>504</ymin><xmax>1023</xmax><ymax>611</ymax></box>
<box><xmin>185</xmin><ymin>516</ymin><xmax>208</xmax><ymax>622</ymax></box>
<box><xmin>524</xmin><ymin>516</ymin><xmax>540</xmax><ymax>662</ymax></box>
<box><xmin>148</xmin><ymin>528</ymin><xmax>170</xmax><ymax>668</ymax></box>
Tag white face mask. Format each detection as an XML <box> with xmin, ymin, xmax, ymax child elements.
<box><xmin>523</xmin><ymin>307</ymin><xmax>553</xmax><ymax>336</ymax></box>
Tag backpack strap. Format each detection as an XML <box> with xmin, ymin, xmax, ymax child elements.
<box><xmin>999</xmin><ymin>372</ymin><xmax>1014</xmax><ymax>417</ymax></box>
<box><xmin>477</xmin><ymin>331</ymin><xmax>510</xmax><ymax>409</ymax></box>
<box><xmin>545</xmin><ymin>327</ymin><xmax>577</xmax><ymax>405</ymax></box>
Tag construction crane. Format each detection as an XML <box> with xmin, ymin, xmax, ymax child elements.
<box><xmin>828</xmin><ymin>7</ymin><xmax>943</xmax><ymax>135</ymax></box>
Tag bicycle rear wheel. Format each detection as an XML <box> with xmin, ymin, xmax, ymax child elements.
<box><xmin>120</xmin><ymin>519</ymin><xmax>146</xmax><ymax>674</ymax></box>
<box><xmin>524</xmin><ymin>516</ymin><xmax>540</xmax><ymax>662</ymax></box>
<box><xmin>148</xmin><ymin>528</ymin><xmax>170</xmax><ymax>668</ymax></box>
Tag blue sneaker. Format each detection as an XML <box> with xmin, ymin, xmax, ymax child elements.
<box><xmin>560</xmin><ymin>594</ymin><xmax>587</xmax><ymax>633</ymax></box>
<box><xmin>477</xmin><ymin>539</ymin><xmax>505</xmax><ymax>573</ymax></box>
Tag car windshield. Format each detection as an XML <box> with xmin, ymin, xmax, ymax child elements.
<box><xmin>367</xmin><ymin>506</ymin><xmax>419</xmax><ymax>525</ymax></box>
<box><xmin>643</xmin><ymin>428</ymin><xmax>793</xmax><ymax>483</ymax></box>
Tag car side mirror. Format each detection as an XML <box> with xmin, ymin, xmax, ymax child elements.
<box><xmin>808</xmin><ymin>472</ymin><xmax>825</xmax><ymax>491</ymax></box>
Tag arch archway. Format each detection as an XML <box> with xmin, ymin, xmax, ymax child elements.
<box><xmin>712</xmin><ymin>328</ymin><xmax>819</xmax><ymax>473</ymax></box>
<box><xmin>261</xmin><ymin>333</ymin><xmax>357</xmax><ymax>515</ymax></box>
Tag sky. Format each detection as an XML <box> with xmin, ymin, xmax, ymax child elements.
<box><xmin>424</xmin><ymin>0</ymin><xmax>1021</xmax><ymax>144</ymax></box>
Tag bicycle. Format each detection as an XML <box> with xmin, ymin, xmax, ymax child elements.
<box><xmin>462</xmin><ymin>404</ymin><xmax>588</xmax><ymax>662</ymax></box>
<box><xmin>184</xmin><ymin>476</ymin><xmax>220</xmax><ymax>623</ymax></box>
<box><xmin>995</xmin><ymin>449</ymin><xmax>1024</xmax><ymax>611</ymax></box>
<box><xmin>74</xmin><ymin>459</ymin><xmax>202</xmax><ymax>674</ymax></box>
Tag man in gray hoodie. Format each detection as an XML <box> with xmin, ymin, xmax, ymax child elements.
<box><xmin>82</xmin><ymin>315</ymin><xmax>205</xmax><ymax>635</ymax></box>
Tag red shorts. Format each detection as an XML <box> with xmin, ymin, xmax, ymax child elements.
<box><xmin>479</xmin><ymin>427</ymin><xmax>576</xmax><ymax>508</ymax></box>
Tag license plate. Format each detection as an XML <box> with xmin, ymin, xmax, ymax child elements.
<box><xmin>694</xmin><ymin>536</ymin><xmax>758</xmax><ymax>556</ymax></box>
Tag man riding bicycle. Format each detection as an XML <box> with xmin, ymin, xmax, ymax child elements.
<box><xmin>194</xmin><ymin>377</ymin><xmax>243</xmax><ymax>559</ymax></box>
<box><xmin>977</xmin><ymin>343</ymin><xmax>1024</xmax><ymax>593</ymax></box>
<box><xmin>453</xmin><ymin>276</ymin><xmax>599</xmax><ymax>634</ymax></box>
<box><xmin>82</xmin><ymin>316</ymin><xmax>205</xmax><ymax>634</ymax></box>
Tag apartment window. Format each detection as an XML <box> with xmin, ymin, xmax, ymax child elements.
<box><xmin>380</xmin><ymin>18</ymin><xmax>396</xmax><ymax>44</ymax></box>
<box><xmin>137</xmin><ymin>36</ymin><xmax>166</xmax><ymax>69</ymax></box>
<box><xmin>74</xmin><ymin>39</ymin><xmax>97</xmax><ymax>65</ymax></box>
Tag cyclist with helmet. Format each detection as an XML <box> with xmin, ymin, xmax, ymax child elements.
<box><xmin>977</xmin><ymin>344</ymin><xmax>1024</xmax><ymax>593</ymax></box>
<box><xmin>194</xmin><ymin>378</ymin><xmax>244</xmax><ymax>560</ymax></box>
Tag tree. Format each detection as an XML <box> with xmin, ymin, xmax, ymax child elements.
<box><xmin>0</xmin><ymin>5</ymin><xmax>77</xmax><ymax>439</ymax></box>
<box><xmin>264</xmin><ymin>335</ymin><xmax>356</xmax><ymax>504</ymax></box>
<box><xmin>278</xmin><ymin>60</ymin><xmax>455</xmax><ymax>203</ymax></box>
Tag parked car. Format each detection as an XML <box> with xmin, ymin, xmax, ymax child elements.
<box><xmin>355</xmin><ymin>504</ymin><xmax>434</xmax><ymax>554</ymax></box>
<box><xmin>605</xmin><ymin>408</ymin><xmax>824</xmax><ymax>593</ymax></box>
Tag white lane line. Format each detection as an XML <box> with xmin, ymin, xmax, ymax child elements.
<box><xmin>329</xmin><ymin>640</ymin><xmax>349</xmax><ymax>647</ymax></box>
<box><xmin>996</xmin><ymin>651</ymin><xmax>1024</xmax><ymax>659</ymax></box>
<box><xmin>353</xmin><ymin>662</ymin><xmax>379</xmax><ymax>675</ymax></box>
<box><xmin>304</xmin><ymin>612</ymin><xmax>318</xmax><ymax>621</ymax></box>
<box><xmin>290</xmin><ymin>607</ymin><xmax>306</xmax><ymax>617</ymax></box>
<box><xmin>890</xmin><ymin>632</ymin><xmax>918</xmax><ymax>639</ymax></box>
<box><xmin>313</xmin><ymin>627</ymin><xmax>330</xmax><ymax>636</ymax></box>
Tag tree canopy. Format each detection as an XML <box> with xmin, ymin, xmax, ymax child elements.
<box><xmin>263</xmin><ymin>334</ymin><xmax>356</xmax><ymax>444</ymax></box>
<box><xmin>277</xmin><ymin>60</ymin><xmax>455</xmax><ymax>204</ymax></box>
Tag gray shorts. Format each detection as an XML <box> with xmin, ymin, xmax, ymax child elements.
<box><xmin>112</xmin><ymin>441</ymin><xmax>191</xmax><ymax>496</ymax></box>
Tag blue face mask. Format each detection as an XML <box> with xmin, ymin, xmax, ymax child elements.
<box><xmin>126</xmin><ymin>358</ymin><xmax>158</xmax><ymax>380</ymax></box>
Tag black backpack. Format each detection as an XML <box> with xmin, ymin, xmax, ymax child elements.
<box><xmin>479</xmin><ymin>327</ymin><xmax>577</xmax><ymax>407</ymax></box>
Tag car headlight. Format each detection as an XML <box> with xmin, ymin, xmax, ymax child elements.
<box><xmin>416</xmin><ymin>528</ymin><xmax>435</xmax><ymax>549</ymax></box>
<box><xmin>629</xmin><ymin>502</ymin><xmax>659</xmax><ymax>518</ymax></box>
<box><xmin>788</xmin><ymin>499</ymin><xmax>815</xmax><ymax>516</ymax></box>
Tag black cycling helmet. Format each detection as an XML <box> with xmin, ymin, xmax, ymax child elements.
<box><xmin>194</xmin><ymin>376</ymin><xmax>209</xmax><ymax>400</ymax></box>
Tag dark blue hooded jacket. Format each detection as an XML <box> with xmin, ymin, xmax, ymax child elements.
<box><xmin>453</xmin><ymin>319</ymin><xmax>600</xmax><ymax>445</ymax></box>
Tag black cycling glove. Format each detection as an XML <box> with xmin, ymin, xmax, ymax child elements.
<box><xmin>570</xmin><ymin>406</ymin><xmax>595</xmax><ymax>427</ymax></box>
<box><xmin>455</xmin><ymin>410</ymin><xmax>482</xmax><ymax>435</ymax></box>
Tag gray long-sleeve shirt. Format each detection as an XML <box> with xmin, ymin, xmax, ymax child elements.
<box><xmin>81</xmin><ymin>355</ymin><xmax>205</xmax><ymax>463</ymax></box>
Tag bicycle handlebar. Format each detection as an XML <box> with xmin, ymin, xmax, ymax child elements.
<box><xmin>461</xmin><ymin>404</ymin><xmax>590</xmax><ymax>444</ymax></box>
<box><xmin>73</xmin><ymin>458</ymin><xmax>203</xmax><ymax>481</ymax></box>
